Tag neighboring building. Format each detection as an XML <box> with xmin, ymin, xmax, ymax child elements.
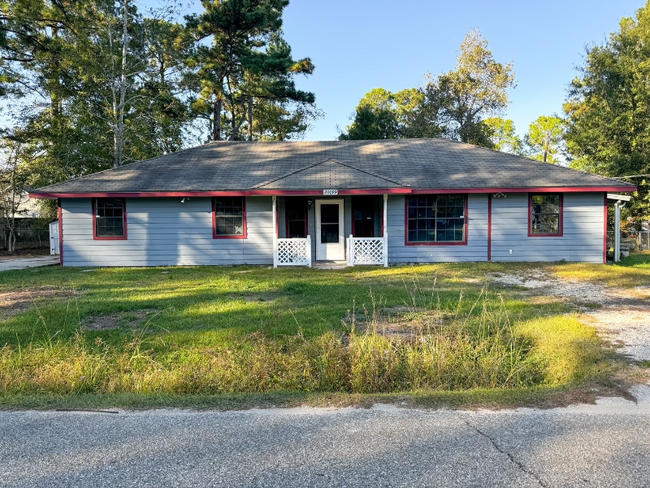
<box><xmin>0</xmin><ymin>191</ymin><xmax>48</xmax><ymax>250</ymax></box>
<box><xmin>30</xmin><ymin>139</ymin><xmax>635</xmax><ymax>267</ymax></box>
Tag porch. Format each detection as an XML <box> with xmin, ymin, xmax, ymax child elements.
<box><xmin>272</xmin><ymin>195</ymin><xmax>389</xmax><ymax>267</ymax></box>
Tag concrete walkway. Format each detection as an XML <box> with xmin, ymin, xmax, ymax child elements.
<box><xmin>0</xmin><ymin>255</ymin><xmax>59</xmax><ymax>271</ymax></box>
<box><xmin>2</xmin><ymin>386</ymin><xmax>650</xmax><ymax>487</ymax></box>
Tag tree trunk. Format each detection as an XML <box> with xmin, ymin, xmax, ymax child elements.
<box><xmin>7</xmin><ymin>229</ymin><xmax>15</xmax><ymax>253</ymax></box>
<box><xmin>113</xmin><ymin>0</ymin><xmax>129</xmax><ymax>168</ymax></box>
<box><xmin>543</xmin><ymin>130</ymin><xmax>550</xmax><ymax>163</ymax></box>
<box><xmin>213</xmin><ymin>95</ymin><xmax>222</xmax><ymax>141</ymax></box>
<box><xmin>248</xmin><ymin>97</ymin><xmax>253</xmax><ymax>141</ymax></box>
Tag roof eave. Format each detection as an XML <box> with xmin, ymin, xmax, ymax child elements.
<box><xmin>30</xmin><ymin>185</ymin><xmax>636</xmax><ymax>199</ymax></box>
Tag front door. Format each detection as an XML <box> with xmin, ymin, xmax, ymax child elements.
<box><xmin>316</xmin><ymin>199</ymin><xmax>345</xmax><ymax>260</ymax></box>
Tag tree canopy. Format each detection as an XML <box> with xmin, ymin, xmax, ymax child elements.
<box><xmin>564</xmin><ymin>2</ymin><xmax>650</xmax><ymax>216</ymax></box>
<box><xmin>186</xmin><ymin>0</ymin><xmax>317</xmax><ymax>141</ymax></box>
<box><xmin>0</xmin><ymin>0</ymin><xmax>319</xmax><ymax>222</ymax></box>
<box><xmin>340</xmin><ymin>30</ymin><xmax>515</xmax><ymax>148</ymax></box>
<box><xmin>524</xmin><ymin>116</ymin><xmax>565</xmax><ymax>164</ymax></box>
<box><xmin>483</xmin><ymin>118</ymin><xmax>523</xmax><ymax>155</ymax></box>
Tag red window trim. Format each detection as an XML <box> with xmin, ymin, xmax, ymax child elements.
<box><xmin>404</xmin><ymin>194</ymin><xmax>469</xmax><ymax>246</ymax></box>
<box><xmin>212</xmin><ymin>197</ymin><xmax>247</xmax><ymax>239</ymax></box>
<box><xmin>284</xmin><ymin>198</ymin><xmax>308</xmax><ymax>238</ymax></box>
<box><xmin>528</xmin><ymin>193</ymin><xmax>564</xmax><ymax>237</ymax></box>
<box><xmin>93</xmin><ymin>198</ymin><xmax>127</xmax><ymax>240</ymax></box>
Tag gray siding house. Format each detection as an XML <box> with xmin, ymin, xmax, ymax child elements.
<box><xmin>30</xmin><ymin>139</ymin><xmax>635</xmax><ymax>267</ymax></box>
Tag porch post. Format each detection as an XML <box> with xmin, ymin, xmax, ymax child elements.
<box><xmin>306</xmin><ymin>235</ymin><xmax>312</xmax><ymax>268</ymax></box>
<box><xmin>272</xmin><ymin>196</ymin><xmax>278</xmax><ymax>268</ymax></box>
<box><xmin>383</xmin><ymin>194</ymin><xmax>388</xmax><ymax>267</ymax></box>
<box><xmin>348</xmin><ymin>235</ymin><xmax>354</xmax><ymax>266</ymax></box>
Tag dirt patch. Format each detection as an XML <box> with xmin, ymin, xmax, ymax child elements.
<box><xmin>490</xmin><ymin>270</ymin><xmax>650</xmax><ymax>362</ymax></box>
<box><xmin>82</xmin><ymin>309</ymin><xmax>161</xmax><ymax>331</ymax></box>
<box><xmin>0</xmin><ymin>288</ymin><xmax>79</xmax><ymax>318</ymax></box>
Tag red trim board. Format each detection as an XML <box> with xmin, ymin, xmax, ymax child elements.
<box><xmin>57</xmin><ymin>199</ymin><xmax>63</xmax><ymax>266</ymax></box>
<box><xmin>30</xmin><ymin>185</ymin><xmax>635</xmax><ymax>199</ymax></box>
<box><xmin>31</xmin><ymin>188</ymin><xmax>411</xmax><ymax>199</ymax></box>
<box><xmin>410</xmin><ymin>186</ymin><xmax>634</xmax><ymax>195</ymax></box>
<box><xmin>604</xmin><ymin>194</ymin><xmax>608</xmax><ymax>264</ymax></box>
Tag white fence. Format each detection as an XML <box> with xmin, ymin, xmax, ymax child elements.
<box><xmin>347</xmin><ymin>236</ymin><xmax>387</xmax><ymax>267</ymax></box>
<box><xmin>275</xmin><ymin>236</ymin><xmax>312</xmax><ymax>267</ymax></box>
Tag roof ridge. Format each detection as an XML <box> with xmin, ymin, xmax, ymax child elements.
<box><xmin>251</xmin><ymin>158</ymin><xmax>407</xmax><ymax>189</ymax></box>
<box><xmin>251</xmin><ymin>159</ymin><xmax>333</xmax><ymax>189</ymax></box>
<box><xmin>328</xmin><ymin>159</ymin><xmax>406</xmax><ymax>187</ymax></box>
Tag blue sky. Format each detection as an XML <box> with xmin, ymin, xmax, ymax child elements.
<box><xmin>157</xmin><ymin>0</ymin><xmax>645</xmax><ymax>141</ymax></box>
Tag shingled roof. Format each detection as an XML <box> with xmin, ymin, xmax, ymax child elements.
<box><xmin>31</xmin><ymin>139</ymin><xmax>636</xmax><ymax>196</ymax></box>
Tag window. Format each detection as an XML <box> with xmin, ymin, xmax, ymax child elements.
<box><xmin>93</xmin><ymin>198</ymin><xmax>126</xmax><ymax>239</ymax></box>
<box><xmin>213</xmin><ymin>197</ymin><xmax>246</xmax><ymax>238</ymax></box>
<box><xmin>406</xmin><ymin>194</ymin><xmax>466</xmax><ymax>244</ymax></box>
<box><xmin>352</xmin><ymin>196</ymin><xmax>375</xmax><ymax>238</ymax></box>
<box><xmin>529</xmin><ymin>194</ymin><xmax>563</xmax><ymax>236</ymax></box>
<box><xmin>320</xmin><ymin>203</ymin><xmax>340</xmax><ymax>243</ymax></box>
<box><xmin>286</xmin><ymin>198</ymin><xmax>307</xmax><ymax>238</ymax></box>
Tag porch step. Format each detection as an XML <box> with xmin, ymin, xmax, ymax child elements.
<box><xmin>312</xmin><ymin>260</ymin><xmax>347</xmax><ymax>270</ymax></box>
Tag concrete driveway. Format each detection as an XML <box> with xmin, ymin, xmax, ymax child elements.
<box><xmin>2</xmin><ymin>386</ymin><xmax>650</xmax><ymax>488</ymax></box>
<box><xmin>0</xmin><ymin>255</ymin><xmax>59</xmax><ymax>272</ymax></box>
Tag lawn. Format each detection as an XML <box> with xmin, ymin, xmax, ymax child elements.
<box><xmin>1</xmin><ymin>258</ymin><xmax>647</xmax><ymax>410</ymax></box>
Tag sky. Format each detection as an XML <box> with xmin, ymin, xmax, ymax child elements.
<box><xmin>277</xmin><ymin>0</ymin><xmax>645</xmax><ymax>141</ymax></box>
<box><xmin>137</xmin><ymin>0</ymin><xmax>649</xmax><ymax>141</ymax></box>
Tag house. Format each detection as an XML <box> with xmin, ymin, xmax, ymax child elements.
<box><xmin>29</xmin><ymin>139</ymin><xmax>636</xmax><ymax>267</ymax></box>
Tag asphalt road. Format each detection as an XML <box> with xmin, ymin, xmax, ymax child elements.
<box><xmin>2</xmin><ymin>387</ymin><xmax>650</xmax><ymax>488</ymax></box>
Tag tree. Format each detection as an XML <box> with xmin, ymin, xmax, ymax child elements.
<box><xmin>252</xmin><ymin>98</ymin><xmax>322</xmax><ymax>140</ymax></box>
<box><xmin>564</xmin><ymin>2</ymin><xmax>650</xmax><ymax>216</ymax></box>
<box><xmin>524</xmin><ymin>116</ymin><xmax>565</xmax><ymax>163</ymax></box>
<box><xmin>484</xmin><ymin>117</ymin><xmax>523</xmax><ymax>154</ymax></box>
<box><xmin>186</xmin><ymin>0</ymin><xmax>317</xmax><ymax>142</ymax></box>
<box><xmin>424</xmin><ymin>29</ymin><xmax>516</xmax><ymax>146</ymax></box>
<box><xmin>339</xmin><ymin>87</ymin><xmax>442</xmax><ymax>140</ymax></box>
<box><xmin>0</xmin><ymin>138</ymin><xmax>29</xmax><ymax>252</ymax></box>
<box><xmin>339</xmin><ymin>88</ymin><xmax>400</xmax><ymax>140</ymax></box>
<box><xmin>1</xmin><ymin>0</ymin><xmax>193</xmax><ymax>189</ymax></box>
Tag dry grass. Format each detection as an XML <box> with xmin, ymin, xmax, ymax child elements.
<box><xmin>0</xmin><ymin>280</ymin><xmax>604</xmax><ymax>397</ymax></box>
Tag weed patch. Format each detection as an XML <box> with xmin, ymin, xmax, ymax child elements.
<box><xmin>0</xmin><ymin>262</ymin><xmax>633</xmax><ymax>408</ymax></box>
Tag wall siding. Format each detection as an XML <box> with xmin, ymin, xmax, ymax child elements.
<box><xmin>61</xmin><ymin>192</ymin><xmax>606</xmax><ymax>267</ymax></box>
<box><xmin>61</xmin><ymin>197</ymin><xmax>274</xmax><ymax>266</ymax></box>
<box><xmin>491</xmin><ymin>192</ymin><xmax>604</xmax><ymax>263</ymax></box>
<box><xmin>387</xmin><ymin>194</ymin><xmax>489</xmax><ymax>263</ymax></box>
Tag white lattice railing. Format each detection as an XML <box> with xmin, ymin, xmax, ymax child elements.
<box><xmin>347</xmin><ymin>236</ymin><xmax>387</xmax><ymax>267</ymax></box>
<box><xmin>275</xmin><ymin>237</ymin><xmax>312</xmax><ymax>267</ymax></box>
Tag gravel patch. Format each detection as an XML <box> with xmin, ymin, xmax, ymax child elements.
<box><xmin>490</xmin><ymin>270</ymin><xmax>650</xmax><ymax>362</ymax></box>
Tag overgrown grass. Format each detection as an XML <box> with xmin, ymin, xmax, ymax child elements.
<box><xmin>550</xmin><ymin>253</ymin><xmax>650</xmax><ymax>288</ymax></box>
<box><xmin>0</xmin><ymin>260</ymin><xmax>635</xmax><ymax>409</ymax></box>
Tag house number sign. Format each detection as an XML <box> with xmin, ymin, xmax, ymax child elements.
<box><xmin>323</xmin><ymin>189</ymin><xmax>338</xmax><ymax>195</ymax></box>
